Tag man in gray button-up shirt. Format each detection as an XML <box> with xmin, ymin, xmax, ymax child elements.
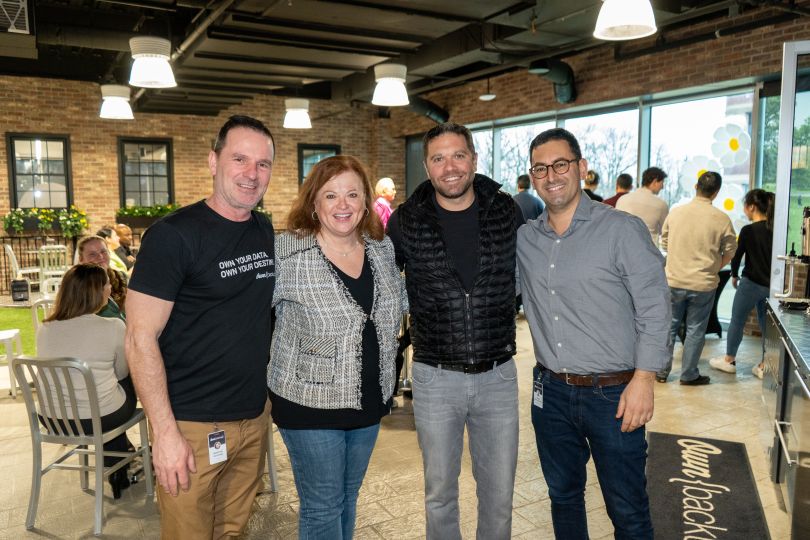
<box><xmin>517</xmin><ymin>128</ymin><xmax>670</xmax><ymax>539</ymax></box>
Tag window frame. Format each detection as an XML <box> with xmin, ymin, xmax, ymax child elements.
<box><xmin>297</xmin><ymin>144</ymin><xmax>341</xmax><ymax>185</ymax></box>
<box><xmin>6</xmin><ymin>133</ymin><xmax>73</xmax><ymax>208</ymax></box>
<box><xmin>117</xmin><ymin>136</ymin><xmax>174</xmax><ymax>207</ymax></box>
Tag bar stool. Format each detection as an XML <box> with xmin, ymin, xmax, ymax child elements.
<box><xmin>1</xmin><ymin>328</ymin><xmax>23</xmax><ymax>397</ymax></box>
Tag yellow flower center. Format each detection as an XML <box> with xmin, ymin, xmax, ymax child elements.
<box><xmin>723</xmin><ymin>198</ymin><xmax>735</xmax><ymax>211</ymax></box>
<box><xmin>697</xmin><ymin>168</ymin><xmax>708</xmax><ymax>178</ymax></box>
<box><xmin>728</xmin><ymin>138</ymin><xmax>740</xmax><ymax>152</ymax></box>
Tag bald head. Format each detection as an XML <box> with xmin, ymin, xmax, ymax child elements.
<box><xmin>375</xmin><ymin>177</ymin><xmax>396</xmax><ymax>202</ymax></box>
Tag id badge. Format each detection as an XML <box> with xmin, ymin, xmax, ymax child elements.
<box><xmin>208</xmin><ymin>430</ymin><xmax>227</xmax><ymax>465</ymax></box>
<box><xmin>533</xmin><ymin>378</ymin><xmax>544</xmax><ymax>409</ymax></box>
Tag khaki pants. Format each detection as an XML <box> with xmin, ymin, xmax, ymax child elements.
<box><xmin>156</xmin><ymin>400</ymin><xmax>270</xmax><ymax>540</ymax></box>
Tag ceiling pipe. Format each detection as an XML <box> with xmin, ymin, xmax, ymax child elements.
<box><xmin>132</xmin><ymin>0</ymin><xmax>237</xmax><ymax>106</ymax></box>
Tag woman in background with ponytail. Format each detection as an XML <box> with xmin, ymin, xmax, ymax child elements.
<box><xmin>710</xmin><ymin>189</ymin><xmax>774</xmax><ymax>379</ymax></box>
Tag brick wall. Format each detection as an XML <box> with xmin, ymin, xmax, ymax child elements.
<box><xmin>0</xmin><ymin>78</ymin><xmax>406</xmax><ymax>230</ymax></box>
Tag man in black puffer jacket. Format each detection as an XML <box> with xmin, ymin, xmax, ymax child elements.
<box><xmin>387</xmin><ymin>122</ymin><xmax>524</xmax><ymax>540</ymax></box>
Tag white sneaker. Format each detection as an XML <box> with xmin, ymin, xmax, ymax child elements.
<box><xmin>709</xmin><ymin>356</ymin><xmax>736</xmax><ymax>374</ymax></box>
<box><xmin>752</xmin><ymin>364</ymin><xmax>764</xmax><ymax>380</ymax></box>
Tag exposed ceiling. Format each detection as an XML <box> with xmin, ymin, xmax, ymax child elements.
<box><xmin>0</xmin><ymin>0</ymin><xmax>806</xmax><ymax>115</ymax></box>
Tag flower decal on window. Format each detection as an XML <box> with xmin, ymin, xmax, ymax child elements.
<box><xmin>679</xmin><ymin>156</ymin><xmax>722</xmax><ymax>193</ymax></box>
<box><xmin>711</xmin><ymin>124</ymin><xmax>750</xmax><ymax>167</ymax></box>
<box><xmin>715</xmin><ymin>181</ymin><xmax>745</xmax><ymax>216</ymax></box>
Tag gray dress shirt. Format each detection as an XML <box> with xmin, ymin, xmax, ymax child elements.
<box><xmin>517</xmin><ymin>192</ymin><xmax>671</xmax><ymax>374</ymax></box>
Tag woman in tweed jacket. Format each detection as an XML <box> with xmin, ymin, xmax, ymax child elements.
<box><xmin>268</xmin><ymin>155</ymin><xmax>407</xmax><ymax>539</ymax></box>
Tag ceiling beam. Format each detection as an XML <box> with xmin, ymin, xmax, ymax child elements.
<box><xmin>229</xmin><ymin>13</ymin><xmax>432</xmax><ymax>45</ymax></box>
<box><xmin>206</xmin><ymin>26</ymin><xmax>413</xmax><ymax>56</ymax></box>
<box><xmin>308</xmin><ymin>0</ymin><xmax>479</xmax><ymax>23</ymax></box>
<box><xmin>176</xmin><ymin>65</ymin><xmax>344</xmax><ymax>81</ymax></box>
<box><xmin>193</xmin><ymin>50</ymin><xmax>366</xmax><ymax>72</ymax></box>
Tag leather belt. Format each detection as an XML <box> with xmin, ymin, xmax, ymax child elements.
<box><xmin>538</xmin><ymin>363</ymin><xmax>634</xmax><ymax>387</ymax></box>
<box><xmin>418</xmin><ymin>359</ymin><xmax>503</xmax><ymax>374</ymax></box>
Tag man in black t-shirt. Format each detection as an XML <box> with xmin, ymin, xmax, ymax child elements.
<box><xmin>126</xmin><ymin>115</ymin><xmax>276</xmax><ymax>539</ymax></box>
<box><xmin>387</xmin><ymin>122</ymin><xmax>523</xmax><ymax>539</ymax></box>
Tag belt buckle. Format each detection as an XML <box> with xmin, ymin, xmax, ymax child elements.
<box><xmin>564</xmin><ymin>372</ymin><xmax>574</xmax><ymax>385</ymax></box>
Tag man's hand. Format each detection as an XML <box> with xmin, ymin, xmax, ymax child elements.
<box><xmin>732</xmin><ymin>277</ymin><xmax>739</xmax><ymax>289</ymax></box>
<box><xmin>153</xmin><ymin>425</ymin><xmax>196</xmax><ymax>496</ymax></box>
<box><xmin>615</xmin><ymin>370</ymin><xmax>655</xmax><ymax>432</ymax></box>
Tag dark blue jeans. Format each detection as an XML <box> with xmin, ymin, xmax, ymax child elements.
<box><xmin>531</xmin><ymin>366</ymin><xmax>653</xmax><ymax>540</ymax></box>
<box><xmin>280</xmin><ymin>424</ymin><xmax>380</xmax><ymax>540</ymax></box>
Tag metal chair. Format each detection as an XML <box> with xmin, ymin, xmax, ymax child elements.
<box><xmin>261</xmin><ymin>420</ymin><xmax>279</xmax><ymax>494</ymax></box>
<box><xmin>4</xmin><ymin>243</ymin><xmax>39</xmax><ymax>286</ymax></box>
<box><xmin>11</xmin><ymin>356</ymin><xmax>154</xmax><ymax>536</ymax></box>
<box><xmin>40</xmin><ymin>277</ymin><xmax>62</xmax><ymax>299</ymax></box>
<box><xmin>38</xmin><ymin>245</ymin><xmax>69</xmax><ymax>283</ymax></box>
<box><xmin>1</xmin><ymin>328</ymin><xmax>23</xmax><ymax>396</ymax></box>
<box><xmin>31</xmin><ymin>298</ymin><xmax>55</xmax><ymax>337</ymax></box>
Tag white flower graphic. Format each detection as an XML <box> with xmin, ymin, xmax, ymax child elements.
<box><xmin>679</xmin><ymin>156</ymin><xmax>722</xmax><ymax>193</ymax></box>
<box><xmin>711</xmin><ymin>124</ymin><xmax>751</xmax><ymax>167</ymax></box>
<box><xmin>715</xmin><ymin>181</ymin><xmax>745</xmax><ymax>215</ymax></box>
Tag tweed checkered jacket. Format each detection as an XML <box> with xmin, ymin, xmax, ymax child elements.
<box><xmin>268</xmin><ymin>231</ymin><xmax>407</xmax><ymax>410</ymax></box>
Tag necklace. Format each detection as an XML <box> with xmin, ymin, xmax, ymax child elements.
<box><xmin>318</xmin><ymin>235</ymin><xmax>361</xmax><ymax>257</ymax></box>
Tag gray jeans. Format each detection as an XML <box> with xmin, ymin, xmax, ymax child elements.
<box><xmin>412</xmin><ymin>359</ymin><xmax>519</xmax><ymax>540</ymax></box>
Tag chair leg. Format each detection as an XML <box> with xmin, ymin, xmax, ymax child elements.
<box><xmin>139</xmin><ymin>420</ymin><xmax>154</xmax><ymax>497</ymax></box>
<box><xmin>80</xmin><ymin>446</ymin><xmax>89</xmax><ymax>490</ymax></box>
<box><xmin>94</xmin><ymin>445</ymin><xmax>104</xmax><ymax>535</ymax></box>
<box><xmin>26</xmin><ymin>437</ymin><xmax>43</xmax><ymax>530</ymax></box>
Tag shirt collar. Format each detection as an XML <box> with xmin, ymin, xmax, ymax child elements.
<box><xmin>536</xmin><ymin>190</ymin><xmax>594</xmax><ymax>235</ymax></box>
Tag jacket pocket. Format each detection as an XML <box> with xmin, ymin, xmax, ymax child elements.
<box><xmin>296</xmin><ymin>336</ymin><xmax>336</xmax><ymax>384</ymax></box>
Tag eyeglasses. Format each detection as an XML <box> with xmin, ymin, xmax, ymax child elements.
<box><xmin>529</xmin><ymin>158</ymin><xmax>579</xmax><ymax>179</ymax></box>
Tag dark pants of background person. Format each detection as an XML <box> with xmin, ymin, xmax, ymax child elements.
<box><xmin>39</xmin><ymin>376</ymin><xmax>137</xmax><ymax>467</ymax></box>
<box><xmin>531</xmin><ymin>366</ymin><xmax>653</xmax><ymax>540</ymax></box>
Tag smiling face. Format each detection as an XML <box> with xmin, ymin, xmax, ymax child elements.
<box><xmin>424</xmin><ymin>133</ymin><xmax>478</xmax><ymax>210</ymax></box>
<box><xmin>530</xmin><ymin>139</ymin><xmax>588</xmax><ymax>215</ymax></box>
<box><xmin>80</xmin><ymin>239</ymin><xmax>110</xmax><ymax>270</ymax></box>
<box><xmin>207</xmin><ymin>126</ymin><xmax>274</xmax><ymax>220</ymax></box>
<box><xmin>314</xmin><ymin>170</ymin><xmax>366</xmax><ymax>240</ymax></box>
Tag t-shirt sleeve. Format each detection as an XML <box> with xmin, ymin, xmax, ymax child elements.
<box><xmin>128</xmin><ymin>220</ymin><xmax>189</xmax><ymax>302</ymax></box>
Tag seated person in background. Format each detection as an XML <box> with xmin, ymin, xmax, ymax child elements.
<box><xmin>95</xmin><ymin>227</ymin><xmax>130</xmax><ymax>274</ymax></box>
<box><xmin>114</xmin><ymin>223</ymin><xmax>136</xmax><ymax>268</ymax></box>
<box><xmin>36</xmin><ymin>263</ymin><xmax>136</xmax><ymax>499</ymax></box>
<box><xmin>77</xmin><ymin>235</ymin><xmax>127</xmax><ymax>320</ymax></box>
<box><xmin>603</xmin><ymin>173</ymin><xmax>633</xmax><ymax>207</ymax></box>
<box><xmin>374</xmin><ymin>177</ymin><xmax>397</xmax><ymax>228</ymax></box>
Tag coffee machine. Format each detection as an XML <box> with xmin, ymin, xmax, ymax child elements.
<box><xmin>776</xmin><ymin>207</ymin><xmax>810</xmax><ymax>308</ymax></box>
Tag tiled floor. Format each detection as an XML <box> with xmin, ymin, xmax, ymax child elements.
<box><xmin>0</xmin><ymin>318</ymin><xmax>790</xmax><ymax>539</ymax></box>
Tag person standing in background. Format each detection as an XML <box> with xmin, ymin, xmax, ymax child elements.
<box><xmin>114</xmin><ymin>223</ymin><xmax>136</xmax><ymax>267</ymax></box>
<box><xmin>658</xmin><ymin>171</ymin><xmax>737</xmax><ymax>386</ymax></box>
<box><xmin>709</xmin><ymin>189</ymin><xmax>774</xmax><ymax>379</ymax></box>
<box><xmin>616</xmin><ymin>167</ymin><xmax>669</xmax><ymax>245</ymax></box>
<box><xmin>513</xmin><ymin>173</ymin><xmax>545</xmax><ymax>221</ymax></box>
<box><xmin>603</xmin><ymin>173</ymin><xmax>633</xmax><ymax>208</ymax></box>
<box><xmin>373</xmin><ymin>177</ymin><xmax>397</xmax><ymax>229</ymax></box>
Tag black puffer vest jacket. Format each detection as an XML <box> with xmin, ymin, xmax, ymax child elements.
<box><xmin>398</xmin><ymin>174</ymin><xmax>517</xmax><ymax>365</ymax></box>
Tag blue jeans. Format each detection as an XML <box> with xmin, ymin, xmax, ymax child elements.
<box><xmin>531</xmin><ymin>366</ymin><xmax>653</xmax><ymax>540</ymax></box>
<box><xmin>280</xmin><ymin>424</ymin><xmax>380</xmax><ymax>540</ymax></box>
<box><xmin>412</xmin><ymin>360</ymin><xmax>519</xmax><ymax>540</ymax></box>
<box><xmin>726</xmin><ymin>277</ymin><xmax>769</xmax><ymax>357</ymax></box>
<box><xmin>661</xmin><ymin>287</ymin><xmax>716</xmax><ymax>382</ymax></box>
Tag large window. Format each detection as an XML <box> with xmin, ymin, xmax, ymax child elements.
<box><xmin>6</xmin><ymin>134</ymin><xmax>71</xmax><ymax>208</ymax></box>
<box><xmin>563</xmin><ymin>109</ymin><xmax>639</xmax><ymax>197</ymax></box>
<box><xmin>474</xmin><ymin>120</ymin><xmax>554</xmax><ymax>193</ymax></box>
<box><xmin>119</xmin><ymin>138</ymin><xmax>173</xmax><ymax>207</ymax></box>
<box><xmin>649</xmin><ymin>93</ymin><xmax>753</xmax><ymax>231</ymax></box>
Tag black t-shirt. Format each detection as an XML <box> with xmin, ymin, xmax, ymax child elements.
<box><xmin>270</xmin><ymin>254</ymin><xmax>389</xmax><ymax>429</ymax></box>
<box><xmin>731</xmin><ymin>220</ymin><xmax>773</xmax><ymax>287</ymax></box>
<box><xmin>128</xmin><ymin>200</ymin><xmax>275</xmax><ymax>422</ymax></box>
<box><xmin>435</xmin><ymin>196</ymin><xmax>480</xmax><ymax>292</ymax></box>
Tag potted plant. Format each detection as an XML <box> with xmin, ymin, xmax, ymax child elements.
<box><xmin>57</xmin><ymin>206</ymin><xmax>89</xmax><ymax>238</ymax></box>
<box><xmin>116</xmin><ymin>203</ymin><xmax>181</xmax><ymax>229</ymax></box>
<box><xmin>3</xmin><ymin>207</ymin><xmax>71</xmax><ymax>235</ymax></box>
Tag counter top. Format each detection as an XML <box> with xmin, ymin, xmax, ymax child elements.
<box><xmin>767</xmin><ymin>297</ymin><xmax>810</xmax><ymax>371</ymax></box>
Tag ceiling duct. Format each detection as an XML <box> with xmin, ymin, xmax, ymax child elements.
<box><xmin>528</xmin><ymin>59</ymin><xmax>576</xmax><ymax>104</ymax></box>
<box><xmin>407</xmin><ymin>96</ymin><xmax>449</xmax><ymax>124</ymax></box>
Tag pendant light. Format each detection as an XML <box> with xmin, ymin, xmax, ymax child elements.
<box><xmin>99</xmin><ymin>84</ymin><xmax>134</xmax><ymax>120</ymax></box>
<box><xmin>371</xmin><ymin>64</ymin><xmax>409</xmax><ymax>107</ymax></box>
<box><xmin>479</xmin><ymin>79</ymin><xmax>496</xmax><ymax>101</ymax></box>
<box><xmin>283</xmin><ymin>98</ymin><xmax>312</xmax><ymax>129</ymax></box>
<box><xmin>129</xmin><ymin>36</ymin><xmax>177</xmax><ymax>88</ymax></box>
<box><xmin>593</xmin><ymin>0</ymin><xmax>657</xmax><ymax>41</ymax></box>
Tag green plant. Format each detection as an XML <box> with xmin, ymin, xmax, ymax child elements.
<box><xmin>116</xmin><ymin>203</ymin><xmax>181</xmax><ymax>218</ymax></box>
<box><xmin>3</xmin><ymin>208</ymin><xmax>26</xmax><ymax>233</ymax></box>
<box><xmin>58</xmin><ymin>205</ymin><xmax>89</xmax><ymax>238</ymax></box>
<box><xmin>31</xmin><ymin>208</ymin><xmax>57</xmax><ymax>231</ymax></box>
